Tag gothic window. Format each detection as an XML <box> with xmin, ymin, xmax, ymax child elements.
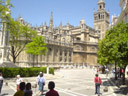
<box><xmin>69</xmin><ymin>52</ymin><xmax>71</xmax><ymax>56</ymax></box>
<box><xmin>48</xmin><ymin>48</ymin><xmax>52</xmax><ymax>55</ymax></box>
<box><xmin>103</xmin><ymin>15</ymin><xmax>104</xmax><ymax>19</ymax></box>
<box><xmin>74</xmin><ymin>45</ymin><xmax>81</xmax><ymax>50</ymax></box>
<box><xmin>65</xmin><ymin>52</ymin><xmax>67</xmax><ymax>56</ymax></box>
<box><xmin>60</xmin><ymin>51</ymin><xmax>62</xmax><ymax>56</ymax></box>
<box><xmin>69</xmin><ymin>57</ymin><xmax>71</xmax><ymax>62</ymax></box>
<box><xmin>99</xmin><ymin>14</ymin><xmax>100</xmax><ymax>19</ymax></box>
<box><xmin>91</xmin><ymin>47</ymin><xmax>95</xmax><ymax>51</ymax></box>
<box><xmin>59</xmin><ymin>57</ymin><xmax>62</xmax><ymax>62</ymax></box>
<box><xmin>54</xmin><ymin>36</ymin><xmax>57</xmax><ymax>39</ymax></box>
<box><xmin>59</xmin><ymin>51</ymin><xmax>62</xmax><ymax>62</ymax></box>
<box><xmin>100</xmin><ymin>5</ymin><xmax>102</xmax><ymax>9</ymax></box>
<box><xmin>76</xmin><ymin>37</ymin><xmax>81</xmax><ymax>41</ymax></box>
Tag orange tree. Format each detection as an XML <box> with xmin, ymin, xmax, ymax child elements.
<box><xmin>97</xmin><ymin>22</ymin><xmax>128</xmax><ymax>84</ymax></box>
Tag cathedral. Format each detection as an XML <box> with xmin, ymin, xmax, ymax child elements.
<box><xmin>0</xmin><ymin>0</ymin><xmax>110</xmax><ymax>68</ymax></box>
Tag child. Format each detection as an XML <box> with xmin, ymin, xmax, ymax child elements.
<box><xmin>46</xmin><ymin>81</ymin><xmax>59</xmax><ymax>96</ymax></box>
<box><xmin>14</xmin><ymin>82</ymin><xmax>25</xmax><ymax>96</ymax></box>
<box><xmin>24</xmin><ymin>83</ymin><xmax>33</xmax><ymax>96</ymax></box>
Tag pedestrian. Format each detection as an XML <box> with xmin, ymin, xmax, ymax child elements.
<box><xmin>94</xmin><ymin>74</ymin><xmax>102</xmax><ymax>96</ymax></box>
<box><xmin>112</xmin><ymin>68</ymin><xmax>115</xmax><ymax>78</ymax></box>
<box><xmin>38</xmin><ymin>73</ymin><xmax>45</xmax><ymax>95</ymax></box>
<box><xmin>14</xmin><ymin>82</ymin><xmax>25</xmax><ymax>96</ymax></box>
<box><xmin>46</xmin><ymin>81</ymin><xmax>59</xmax><ymax>96</ymax></box>
<box><xmin>24</xmin><ymin>83</ymin><xmax>33</xmax><ymax>96</ymax></box>
<box><xmin>97</xmin><ymin>67</ymin><xmax>99</xmax><ymax>74</ymax></box>
<box><xmin>16</xmin><ymin>75</ymin><xmax>23</xmax><ymax>91</ymax></box>
<box><xmin>105</xmin><ymin>68</ymin><xmax>109</xmax><ymax>77</ymax></box>
<box><xmin>0</xmin><ymin>72</ymin><xmax>3</xmax><ymax>94</ymax></box>
<box><xmin>36</xmin><ymin>72</ymin><xmax>42</xmax><ymax>84</ymax></box>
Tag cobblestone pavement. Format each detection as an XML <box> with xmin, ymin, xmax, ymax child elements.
<box><xmin>0</xmin><ymin>67</ymin><xmax>126</xmax><ymax>96</ymax></box>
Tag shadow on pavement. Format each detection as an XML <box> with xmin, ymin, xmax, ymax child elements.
<box><xmin>114</xmin><ymin>87</ymin><xmax>128</xmax><ymax>95</ymax></box>
<box><xmin>0</xmin><ymin>93</ymin><xmax>8</xmax><ymax>96</ymax></box>
<box><xmin>102</xmin><ymin>76</ymin><xmax>128</xmax><ymax>95</ymax></box>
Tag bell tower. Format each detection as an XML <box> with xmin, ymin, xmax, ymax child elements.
<box><xmin>94</xmin><ymin>0</ymin><xmax>110</xmax><ymax>39</ymax></box>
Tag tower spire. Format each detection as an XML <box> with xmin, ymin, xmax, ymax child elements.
<box><xmin>49</xmin><ymin>11</ymin><xmax>53</xmax><ymax>28</ymax></box>
<box><xmin>59</xmin><ymin>21</ymin><xmax>62</xmax><ymax>29</ymax></box>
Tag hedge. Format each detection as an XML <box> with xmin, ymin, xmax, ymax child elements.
<box><xmin>0</xmin><ymin>67</ymin><xmax>54</xmax><ymax>78</ymax></box>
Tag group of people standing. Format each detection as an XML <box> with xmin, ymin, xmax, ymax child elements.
<box><xmin>14</xmin><ymin>72</ymin><xmax>59</xmax><ymax>96</ymax></box>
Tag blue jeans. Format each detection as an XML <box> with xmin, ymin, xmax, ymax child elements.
<box><xmin>95</xmin><ymin>83</ymin><xmax>100</xmax><ymax>94</ymax></box>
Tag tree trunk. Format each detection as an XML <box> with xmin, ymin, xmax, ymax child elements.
<box><xmin>33</xmin><ymin>55</ymin><xmax>35</xmax><ymax>67</ymax></box>
<box><xmin>122</xmin><ymin>66</ymin><xmax>126</xmax><ymax>85</ymax></box>
<box><xmin>37</xmin><ymin>55</ymin><xmax>38</xmax><ymax>65</ymax></box>
<box><xmin>115</xmin><ymin>61</ymin><xmax>117</xmax><ymax>80</ymax></box>
<box><xmin>13</xmin><ymin>56</ymin><xmax>16</xmax><ymax>63</ymax></box>
<box><xmin>11</xmin><ymin>46</ymin><xmax>16</xmax><ymax>63</ymax></box>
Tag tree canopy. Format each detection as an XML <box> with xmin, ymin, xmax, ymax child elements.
<box><xmin>26</xmin><ymin>36</ymin><xmax>47</xmax><ymax>56</ymax></box>
<box><xmin>25</xmin><ymin>36</ymin><xmax>48</xmax><ymax>66</ymax></box>
<box><xmin>8</xmin><ymin>19</ymin><xmax>37</xmax><ymax>63</ymax></box>
<box><xmin>0</xmin><ymin>0</ymin><xmax>13</xmax><ymax>20</ymax></box>
<box><xmin>97</xmin><ymin>22</ymin><xmax>128</xmax><ymax>67</ymax></box>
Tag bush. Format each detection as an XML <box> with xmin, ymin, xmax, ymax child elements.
<box><xmin>0</xmin><ymin>67</ymin><xmax>54</xmax><ymax>78</ymax></box>
<box><xmin>49</xmin><ymin>67</ymin><xmax>54</xmax><ymax>75</ymax></box>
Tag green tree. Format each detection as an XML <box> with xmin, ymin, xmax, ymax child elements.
<box><xmin>9</xmin><ymin>19</ymin><xmax>37</xmax><ymax>63</ymax></box>
<box><xmin>0</xmin><ymin>0</ymin><xmax>13</xmax><ymax>20</ymax></box>
<box><xmin>97</xmin><ymin>22</ymin><xmax>128</xmax><ymax>84</ymax></box>
<box><xmin>25</xmin><ymin>36</ymin><xmax>48</xmax><ymax>67</ymax></box>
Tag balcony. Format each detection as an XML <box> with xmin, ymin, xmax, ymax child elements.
<box><xmin>45</xmin><ymin>38</ymin><xmax>73</xmax><ymax>48</ymax></box>
<box><xmin>74</xmin><ymin>50</ymin><xmax>97</xmax><ymax>54</ymax></box>
<box><xmin>74</xmin><ymin>40</ymin><xmax>98</xmax><ymax>45</ymax></box>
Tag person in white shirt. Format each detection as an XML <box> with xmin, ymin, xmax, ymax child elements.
<box><xmin>16</xmin><ymin>75</ymin><xmax>23</xmax><ymax>91</ymax></box>
<box><xmin>105</xmin><ymin>68</ymin><xmax>109</xmax><ymax>77</ymax></box>
<box><xmin>0</xmin><ymin>73</ymin><xmax>3</xmax><ymax>94</ymax></box>
<box><xmin>37</xmin><ymin>73</ymin><xmax>45</xmax><ymax>95</ymax></box>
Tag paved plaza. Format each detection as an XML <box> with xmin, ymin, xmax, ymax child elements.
<box><xmin>0</xmin><ymin>67</ymin><xmax>126</xmax><ymax>96</ymax></box>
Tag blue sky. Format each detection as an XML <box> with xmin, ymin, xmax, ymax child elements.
<box><xmin>11</xmin><ymin>0</ymin><xmax>121</xmax><ymax>28</ymax></box>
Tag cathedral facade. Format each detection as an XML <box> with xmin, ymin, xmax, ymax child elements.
<box><xmin>15</xmin><ymin>13</ymin><xmax>99</xmax><ymax>68</ymax></box>
<box><xmin>1</xmin><ymin>0</ymin><xmax>111</xmax><ymax>68</ymax></box>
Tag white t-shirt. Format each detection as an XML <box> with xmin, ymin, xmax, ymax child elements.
<box><xmin>16</xmin><ymin>78</ymin><xmax>22</xmax><ymax>85</ymax></box>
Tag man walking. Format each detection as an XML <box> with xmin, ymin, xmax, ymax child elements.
<box><xmin>94</xmin><ymin>74</ymin><xmax>102</xmax><ymax>96</ymax></box>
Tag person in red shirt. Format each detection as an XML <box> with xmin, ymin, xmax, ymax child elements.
<box><xmin>94</xmin><ymin>74</ymin><xmax>102</xmax><ymax>96</ymax></box>
<box><xmin>46</xmin><ymin>81</ymin><xmax>59</xmax><ymax>96</ymax></box>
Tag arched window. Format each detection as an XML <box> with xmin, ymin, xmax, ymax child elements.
<box><xmin>100</xmin><ymin>5</ymin><xmax>102</xmax><ymax>9</ymax></box>
<box><xmin>76</xmin><ymin>37</ymin><xmax>81</xmax><ymax>41</ymax></box>
<box><xmin>99</xmin><ymin>14</ymin><xmax>100</xmax><ymax>19</ymax></box>
<box><xmin>48</xmin><ymin>48</ymin><xmax>52</xmax><ymax>55</ymax></box>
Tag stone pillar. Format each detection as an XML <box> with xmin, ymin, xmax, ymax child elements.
<box><xmin>67</xmin><ymin>50</ymin><xmax>69</xmax><ymax>63</ymax></box>
<box><xmin>62</xmin><ymin>50</ymin><xmax>65</xmax><ymax>63</ymax></box>
<box><xmin>51</xmin><ymin>47</ymin><xmax>54</xmax><ymax>64</ymax></box>
<box><xmin>0</xmin><ymin>19</ymin><xmax>10</xmax><ymax>63</ymax></box>
<box><xmin>81</xmin><ymin>32</ymin><xmax>85</xmax><ymax>41</ymax></box>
